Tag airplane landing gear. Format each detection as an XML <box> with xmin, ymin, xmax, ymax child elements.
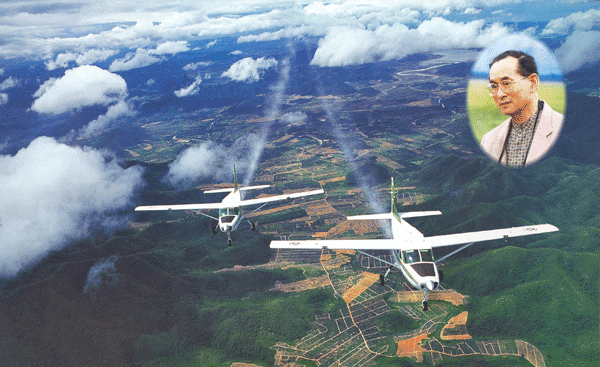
<box><xmin>246</xmin><ymin>218</ymin><xmax>256</xmax><ymax>231</ymax></box>
<box><xmin>227</xmin><ymin>239</ymin><xmax>232</xmax><ymax>247</ymax></box>
<box><xmin>422</xmin><ymin>288</ymin><xmax>429</xmax><ymax>311</ymax></box>
<box><xmin>211</xmin><ymin>220</ymin><xmax>218</xmax><ymax>235</ymax></box>
<box><xmin>379</xmin><ymin>266</ymin><xmax>393</xmax><ymax>286</ymax></box>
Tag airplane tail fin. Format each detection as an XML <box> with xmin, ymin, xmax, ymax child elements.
<box><xmin>391</xmin><ymin>177</ymin><xmax>398</xmax><ymax>216</ymax></box>
<box><xmin>392</xmin><ymin>177</ymin><xmax>441</xmax><ymax>219</ymax></box>
<box><xmin>233</xmin><ymin>163</ymin><xmax>238</xmax><ymax>192</ymax></box>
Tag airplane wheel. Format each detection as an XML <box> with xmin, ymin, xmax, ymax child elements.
<box><xmin>227</xmin><ymin>239</ymin><xmax>232</xmax><ymax>247</ymax></box>
<box><xmin>422</xmin><ymin>300</ymin><xmax>428</xmax><ymax>312</ymax></box>
<box><xmin>379</xmin><ymin>274</ymin><xmax>385</xmax><ymax>286</ymax></box>
<box><xmin>251</xmin><ymin>222</ymin><xmax>256</xmax><ymax>231</ymax></box>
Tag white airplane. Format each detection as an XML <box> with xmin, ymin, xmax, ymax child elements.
<box><xmin>136</xmin><ymin>166</ymin><xmax>324</xmax><ymax>246</ymax></box>
<box><xmin>271</xmin><ymin>179</ymin><xmax>558</xmax><ymax>311</ymax></box>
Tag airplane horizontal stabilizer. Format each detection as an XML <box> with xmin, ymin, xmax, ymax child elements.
<box><xmin>347</xmin><ymin>213</ymin><xmax>395</xmax><ymax>221</ymax></box>
<box><xmin>238</xmin><ymin>189</ymin><xmax>324</xmax><ymax>207</ymax></box>
<box><xmin>204</xmin><ymin>184</ymin><xmax>272</xmax><ymax>194</ymax></box>
<box><xmin>399</xmin><ymin>211</ymin><xmax>442</xmax><ymax>218</ymax></box>
<box><xmin>270</xmin><ymin>239</ymin><xmax>397</xmax><ymax>250</ymax></box>
<box><xmin>134</xmin><ymin>203</ymin><xmax>227</xmax><ymax>211</ymax></box>
<box><xmin>427</xmin><ymin>223</ymin><xmax>559</xmax><ymax>248</ymax></box>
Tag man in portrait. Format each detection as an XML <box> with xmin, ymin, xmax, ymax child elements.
<box><xmin>480</xmin><ymin>50</ymin><xmax>564</xmax><ymax>168</ymax></box>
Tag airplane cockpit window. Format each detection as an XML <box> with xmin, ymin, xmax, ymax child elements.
<box><xmin>420</xmin><ymin>249</ymin><xmax>434</xmax><ymax>262</ymax></box>
<box><xmin>221</xmin><ymin>215</ymin><xmax>236</xmax><ymax>223</ymax></box>
<box><xmin>403</xmin><ymin>250</ymin><xmax>420</xmax><ymax>264</ymax></box>
<box><xmin>231</xmin><ymin>207</ymin><xmax>240</xmax><ymax>215</ymax></box>
<box><xmin>219</xmin><ymin>208</ymin><xmax>227</xmax><ymax>217</ymax></box>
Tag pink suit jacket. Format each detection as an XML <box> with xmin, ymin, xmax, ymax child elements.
<box><xmin>480</xmin><ymin>101</ymin><xmax>564</xmax><ymax>167</ymax></box>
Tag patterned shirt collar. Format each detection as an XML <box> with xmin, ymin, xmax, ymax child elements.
<box><xmin>505</xmin><ymin>106</ymin><xmax>539</xmax><ymax>168</ymax></box>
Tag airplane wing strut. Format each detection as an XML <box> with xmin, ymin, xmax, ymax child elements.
<box><xmin>434</xmin><ymin>242</ymin><xmax>474</xmax><ymax>264</ymax></box>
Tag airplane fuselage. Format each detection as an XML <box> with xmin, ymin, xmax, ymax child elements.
<box><xmin>392</xmin><ymin>248</ymin><xmax>440</xmax><ymax>292</ymax></box>
<box><xmin>391</xmin><ymin>215</ymin><xmax>440</xmax><ymax>292</ymax></box>
<box><xmin>218</xmin><ymin>207</ymin><xmax>243</xmax><ymax>233</ymax></box>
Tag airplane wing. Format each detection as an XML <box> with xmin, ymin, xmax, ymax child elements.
<box><xmin>270</xmin><ymin>238</ymin><xmax>397</xmax><ymax>250</ymax></box>
<box><xmin>237</xmin><ymin>189</ymin><xmax>324</xmax><ymax>207</ymax></box>
<box><xmin>271</xmin><ymin>223</ymin><xmax>558</xmax><ymax>250</ymax></box>
<box><xmin>134</xmin><ymin>203</ymin><xmax>228</xmax><ymax>211</ymax></box>
<box><xmin>426</xmin><ymin>224</ymin><xmax>559</xmax><ymax>248</ymax></box>
<box><xmin>204</xmin><ymin>184</ymin><xmax>271</xmax><ymax>194</ymax></box>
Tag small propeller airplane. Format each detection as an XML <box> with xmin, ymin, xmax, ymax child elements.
<box><xmin>136</xmin><ymin>165</ymin><xmax>324</xmax><ymax>246</ymax></box>
<box><xmin>270</xmin><ymin>179</ymin><xmax>558</xmax><ymax>311</ymax></box>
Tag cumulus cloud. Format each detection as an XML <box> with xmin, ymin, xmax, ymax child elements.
<box><xmin>45</xmin><ymin>52</ymin><xmax>77</xmax><ymax>70</ymax></box>
<box><xmin>165</xmin><ymin>134</ymin><xmax>260</xmax><ymax>187</ymax></box>
<box><xmin>0</xmin><ymin>136</ymin><xmax>144</xmax><ymax>278</ymax></box>
<box><xmin>542</xmin><ymin>9</ymin><xmax>600</xmax><ymax>35</ymax></box>
<box><xmin>109</xmin><ymin>48</ymin><xmax>164</xmax><ymax>72</ymax></box>
<box><xmin>174</xmin><ymin>75</ymin><xmax>203</xmax><ymax>97</ymax></box>
<box><xmin>280</xmin><ymin>111</ymin><xmax>307</xmax><ymax>125</ymax></box>
<box><xmin>152</xmin><ymin>41</ymin><xmax>190</xmax><ymax>55</ymax></box>
<box><xmin>84</xmin><ymin>257</ymin><xmax>118</xmax><ymax>295</ymax></box>
<box><xmin>222</xmin><ymin>57</ymin><xmax>278</xmax><ymax>82</ymax></box>
<box><xmin>0</xmin><ymin>93</ymin><xmax>7</xmax><ymax>105</ymax></box>
<box><xmin>79</xmin><ymin>100</ymin><xmax>134</xmax><ymax>139</ymax></box>
<box><xmin>0</xmin><ymin>76</ymin><xmax>19</xmax><ymax>91</ymax></box>
<box><xmin>310</xmin><ymin>18</ymin><xmax>510</xmax><ymax>67</ymax></box>
<box><xmin>46</xmin><ymin>49</ymin><xmax>119</xmax><ymax>70</ymax></box>
<box><xmin>464</xmin><ymin>7</ymin><xmax>482</xmax><ymax>15</ymax></box>
<box><xmin>31</xmin><ymin>65</ymin><xmax>127</xmax><ymax>115</ymax></box>
<box><xmin>183</xmin><ymin>61</ymin><xmax>212</xmax><ymax>71</ymax></box>
<box><xmin>555</xmin><ymin>31</ymin><xmax>600</xmax><ymax>73</ymax></box>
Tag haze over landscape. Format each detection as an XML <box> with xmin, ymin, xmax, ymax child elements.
<box><xmin>0</xmin><ymin>1</ymin><xmax>598</xmax><ymax>366</ymax></box>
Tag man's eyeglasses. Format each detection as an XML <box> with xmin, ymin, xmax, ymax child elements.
<box><xmin>487</xmin><ymin>75</ymin><xmax>529</xmax><ymax>96</ymax></box>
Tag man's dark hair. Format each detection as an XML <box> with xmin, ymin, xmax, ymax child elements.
<box><xmin>489</xmin><ymin>50</ymin><xmax>538</xmax><ymax>77</ymax></box>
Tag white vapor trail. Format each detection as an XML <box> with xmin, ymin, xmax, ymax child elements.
<box><xmin>243</xmin><ymin>51</ymin><xmax>292</xmax><ymax>187</ymax></box>
<box><xmin>318</xmin><ymin>93</ymin><xmax>386</xmax><ymax>214</ymax></box>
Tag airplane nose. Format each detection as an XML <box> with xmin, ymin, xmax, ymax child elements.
<box><xmin>425</xmin><ymin>280</ymin><xmax>437</xmax><ymax>291</ymax></box>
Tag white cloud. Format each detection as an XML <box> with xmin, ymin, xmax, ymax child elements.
<box><xmin>46</xmin><ymin>52</ymin><xmax>78</xmax><ymax>70</ymax></box>
<box><xmin>183</xmin><ymin>61</ymin><xmax>212</xmax><ymax>71</ymax></box>
<box><xmin>0</xmin><ymin>136</ymin><xmax>144</xmax><ymax>278</ymax></box>
<box><xmin>165</xmin><ymin>134</ymin><xmax>260</xmax><ymax>187</ymax></box>
<box><xmin>79</xmin><ymin>99</ymin><xmax>134</xmax><ymax>139</ymax></box>
<box><xmin>76</xmin><ymin>49</ymin><xmax>118</xmax><ymax>65</ymax></box>
<box><xmin>555</xmin><ymin>30</ymin><xmax>600</xmax><ymax>73</ymax></box>
<box><xmin>0</xmin><ymin>93</ymin><xmax>7</xmax><ymax>105</ymax></box>
<box><xmin>542</xmin><ymin>8</ymin><xmax>600</xmax><ymax>35</ymax></box>
<box><xmin>174</xmin><ymin>75</ymin><xmax>203</xmax><ymax>97</ymax></box>
<box><xmin>152</xmin><ymin>41</ymin><xmax>190</xmax><ymax>55</ymax></box>
<box><xmin>222</xmin><ymin>57</ymin><xmax>278</xmax><ymax>82</ymax></box>
<box><xmin>31</xmin><ymin>65</ymin><xmax>127</xmax><ymax>115</ymax></box>
<box><xmin>0</xmin><ymin>76</ymin><xmax>19</xmax><ymax>91</ymax></box>
<box><xmin>108</xmin><ymin>48</ymin><xmax>164</xmax><ymax>72</ymax></box>
<box><xmin>310</xmin><ymin>18</ymin><xmax>511</xmax><ymax>67</ymax></box>
<box><xmin>280</xmin><ymin>111</ymin><xmax>307</xmax><ymax>125</ymax></box>
<box><xmin>230</xmin><ymin>50</ymin><xmax>242</xmax><ymax>55</ymax></box>
<box><xmin>464</xmin><ymin>7</ymin><xmax>482</xmax><ymax>15</ymax></box>
<box><xmin>206</xmin><ymin>39</ymin><xmax>218</xmax><ymax>48</ymax></box>
<box><xmin>46</xmin><ymin>50</ymin><xmax>118</xmax><ymax>70</ymax></box>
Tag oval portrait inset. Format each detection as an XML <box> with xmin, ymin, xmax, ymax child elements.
<box><xmin>468</xmin><ymin>34</ymin><xmax>566</xmax><ymax>168</ymax></box>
